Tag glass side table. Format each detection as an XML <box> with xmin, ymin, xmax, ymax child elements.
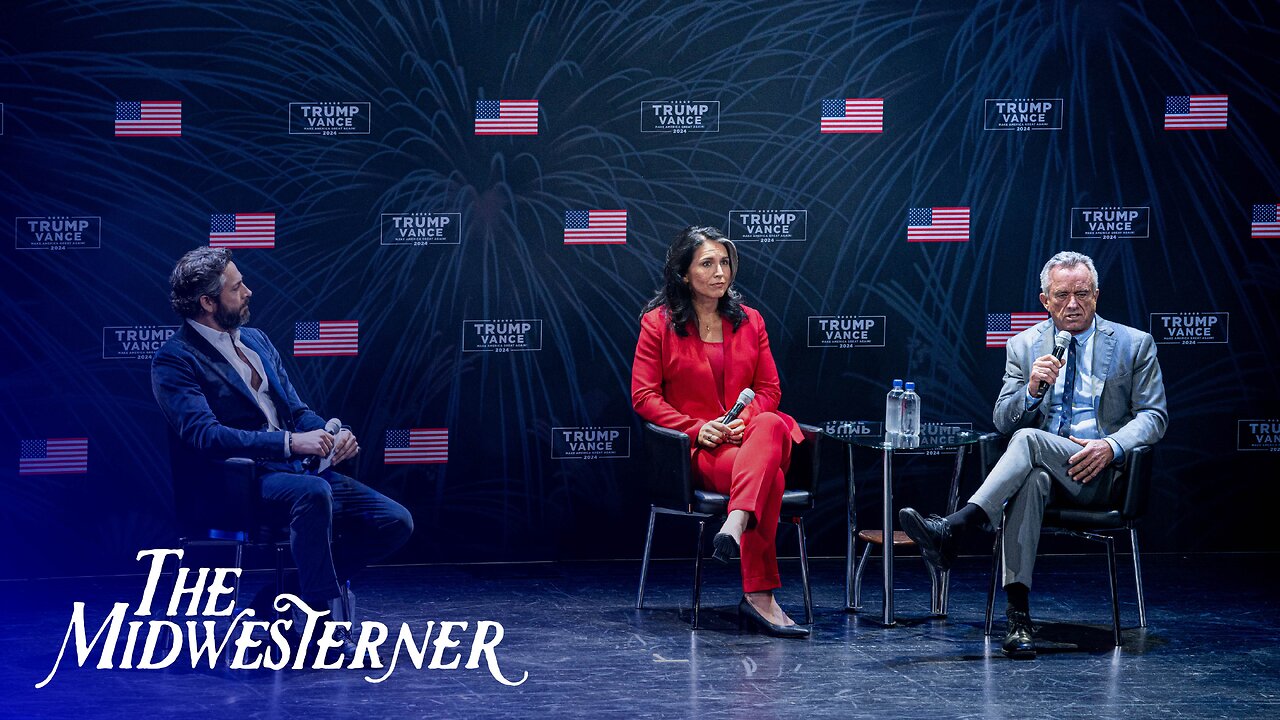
<box><xmin>822</xmin><ymin>422</ymin><xmax>983</xmax><ymax>626</ymax></box>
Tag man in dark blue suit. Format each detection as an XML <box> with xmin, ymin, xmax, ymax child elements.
<box><xmin>152</xmin><ymin>247</ymin><xmax>412</xmax><ymax>646</ymax></box>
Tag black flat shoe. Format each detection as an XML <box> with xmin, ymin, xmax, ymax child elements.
<box><xmin>899</xmin><ymin>507</ymin><xmax>957</xmax><ymax>572</ymax></box>
<box><xmin>712</xmin><ymin>532</ymin><xmax>739</xmax><ymax>563</ymax></box>
<box><xmin>1001</xmin><ymin>608</ymin><xmax>1036</xmax><ymax>659</ymax></box>
<box><xmin>738</xmin><ymin>597</ymin><xmax>810</xmax><ymax>638</ymax></box>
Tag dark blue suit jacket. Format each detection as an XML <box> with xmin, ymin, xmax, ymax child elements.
<box><xmin>152</xmin><ymin>322</ymin><xmax>326</xmax><ymax>471</ymax></box>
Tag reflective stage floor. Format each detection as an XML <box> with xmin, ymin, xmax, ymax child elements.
<box><xmin>3</xmin><ymin>552</ymin><xmax>1277</xmax><ymax>719</ymax></box>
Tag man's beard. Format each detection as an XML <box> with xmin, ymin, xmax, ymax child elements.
<box><xmin>215</xmin><ymin>300</ymin><xmax>249</xmax><ymax>330</ymax></box>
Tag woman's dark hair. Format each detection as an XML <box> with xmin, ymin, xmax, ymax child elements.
<box><xmin>641</xmin><ymin>225</ymin><xmax>746</xmax><ymax>336</ymax></box>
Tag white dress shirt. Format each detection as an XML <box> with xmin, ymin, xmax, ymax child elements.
<box><xmin>187</xmin><ymin>319</ymin><xmax>289</xmax><ymax>453</ymax></box>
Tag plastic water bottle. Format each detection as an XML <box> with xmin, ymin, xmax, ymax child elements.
<box><xmin>901</xmin><ymin>382</ymin><xmax>921</xmax><ymax>437</ymax></box>
<box><xmin>884</xmin><ymin>379</ymin><xmax>904</xmax><ymax>436</ymax></box>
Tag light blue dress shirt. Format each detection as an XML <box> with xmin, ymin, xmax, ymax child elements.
<box><xmin>1025</xmin><ymin>319</ymin><xmax>1125</xmax><ymax>462</ymax></box>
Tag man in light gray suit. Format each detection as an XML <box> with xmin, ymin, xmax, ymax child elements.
<box><xmin>900</xmin><ymin>251</ymin><xmax>1167</xmax><ymax>658</ymax></box>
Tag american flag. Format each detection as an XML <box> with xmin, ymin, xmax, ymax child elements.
<box><xmin>986</xmin><ymin>313</ymin><xmax>1048</xmax><ymax>348</ymax></box>
<box><xmin>210</xmin><ymin>213</ymin><xmax>276</xmax><ymax>249</ymax></box>
<box><xmin>820</xmin><ymin>98</ymin><xmax>884</xmax><ymax>133</ymax></box>
<box><xmin>1251</xmin><ymin>204</ymin><xmax>1280</xmax><ymax>238</ymax></box>
<box><xmin>908</xmin><ymin>207</ymin><xmax>970</xmax><ymax>242</ymax></box>
<box><xmin>19</xmin><ymin>438</ymin><xmax>89</xmax><ymax>475</ymax></box>
<box><xmin>1164</xmin><ymin>95</ymin><xmax>1228</xmax><ymax>130</ymax></box>
<box><xmin>115</xmin><ymin>101</ymin><xmax>182</xmax><ymax>137</ymax></box>
<box><xmin>294</xmin><ymin>321</ymin><xmax>358</xmax><ymax>356</ymax></box>
<box><xmin>385</xmin><ymin>428</ymin><xmax>448</xmax><ymax>464</ymax></box>
<box><xmin>474</xmin><ymin>99</ymin><xmax>538</xmax><ymax>135</ymax></box>
<box><xmin>564</xmin><ymin>209</ymin><xmax>627</xmax><ymax>244</ymax></box>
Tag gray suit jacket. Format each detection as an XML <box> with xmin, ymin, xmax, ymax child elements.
<box><xmin>993</xmin><ymin>315</ymin><xmax>1168</xmax><ymax>453</ymax></box>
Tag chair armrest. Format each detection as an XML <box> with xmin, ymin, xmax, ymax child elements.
<box><xmin>642</xmin><ymin>422</ymin><xmax>694</xmax><ymax>509</ymax></box>
<box><xmin>786</xmin><ymin>423</ymin><xmax>821</xmax><ymax>495</ymax></box>
<box><xmin>977</xmin><ymin>429</ymin><xmax>1152</xmax><ymax>522</ymax></box>
<box><xmin>1120</xmin><ymin>445</ymin><xmax>1153</xmax><ymax>521</ymax></box>
<box><xmin>977</xmin><ymin>432</ymin><xmax>1008</xmax><ymax>478</ymax></box>
<box><xmin>223</xmin><ymin>455</ymin><xmax>260</xmax><ymax>514</ymax></box>
<box><xmin>171</xmin><ymin>453</ymin><xmax>261</xmax><ymax>541</ymax></box>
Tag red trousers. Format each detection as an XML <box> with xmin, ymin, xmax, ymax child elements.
<box><xmin>693</xmin><ymin>412</ymin><xmax>793</xmax><ymax>593</ymax></box>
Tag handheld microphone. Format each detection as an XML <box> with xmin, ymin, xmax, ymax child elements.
<box><xmin>302</xmin><ymin>417</ymin><xmax>342</xmax><ymax>472</ymax></box>
<box><xmin>1036</xmin><ymin>331</ymin><xmax>1073</xmax><ymax>396</ymax></box>
<box><xmin>721</xmin><ymin>388</ymin><xmax>756</xmax><ymax>424</ymax></box>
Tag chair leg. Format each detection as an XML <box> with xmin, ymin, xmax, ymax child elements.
<box><xmin>1105</xmin><ymin>535</ymin><xmax>1122</xmax><ymax>647</ymax></box>
<box><xmin>846</xmin><ymin>530</ymin><xmax>857</xmax><ymax>610</ymax></box>
<box><xmin>940</xmin><ymin>569</ymin><xmax>951</xmax><ymax>617</ymax></box>
<box><xmin>1130</xmin><ymin>527</ymin><xmax>1147</xmax><ymax>628</ymax></box>
<box><xmin>636</xmin><ymin>507</ymin><xmax>658</xmax><ymax>609</ymax></box>
<box><xmin>232</xmin><ymin>542</ymin><xmax>244</xmax><ymax>611</ymax></box>
<box><xmin>691</xmin><ymin>519</ymin><xmax>706</xmax><ymax>630</ymax></box>
<box><xmin>794</xmin><ymin>518</ymin><xmax>813</xmax><ymax>625</ymax></box>
<box><xmin>172</xmin><ymin>539</ymin><xmax>188</xmax><ymax>608</ymax></box>
<box><xmin>985</xmin><ymin>529</ymin><xmax>1002</xmax><ymax>636</ymax></box>
<box><xmin>275</xmin><ymin>544</ymin><xmax>286</xmax><ymax>622</ymax></box>
<box><xmin>163</xmin><ymin>541</ymin><xmax>188</xmax><ymax>654</ymax></box>
<box><xmin>342</xmin><ymin>578</ymin><xmax>352</xmax><ymax>623</ymax></box>
<box><xmin>928</xmin><ymin>563</ymin><xmax>943</xmax><ymax>617</ymax></box>
<box><xmin>852</xmin><ymin>543</ymin><xmax>872</xmax><ymax>611</ymax></box>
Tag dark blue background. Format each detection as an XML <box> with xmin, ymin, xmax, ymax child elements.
<box><xmin>2</xmin><ymin>0</ymin><xmax>1278</xmax><ymax>578</ymax></box>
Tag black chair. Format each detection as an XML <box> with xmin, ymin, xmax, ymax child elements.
<box><xmin>977</xmin><ymin>432</ymin><xmax>1153</xmax><ymax>646</ymax></box>
<box><xmin>167</xmin><ymin>429</ymin><xmax>291</xmax><ymax>613</ymax></box>
<box><xmin>635</xmin><ymin>421</ymin><xmax>821</xmax><ymax>629</ymax></box>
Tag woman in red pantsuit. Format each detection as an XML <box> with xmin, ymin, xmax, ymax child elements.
<box><xmin>631</xmin><ymin>226</ymin><xmax>809</xmax><ymax>638</ymax></box>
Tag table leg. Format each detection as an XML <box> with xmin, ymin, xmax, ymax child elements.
<box><xmin>938</xmin><ymin>445</ymin><xmax>966</xmax><ymax>616</ymax></box>
<box><xmin>845</xmin><ymin>444</ymin><xmax>856</xmax><ymax>610</ymax></box>
<box><xmin>881</xmin><ymin>448</ymin><xmax>895</xmax><ymax>626</ymax></box>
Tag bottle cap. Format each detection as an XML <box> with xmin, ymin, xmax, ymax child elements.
<box><xmin>905</xmin><ymin>381</ymin><xmax>915</xmax><ymax>390</ymax></box>
<box><xmin>892</xmin><ymin>379</ymin><xmax>903</xmax><ymax>387</ymax></box>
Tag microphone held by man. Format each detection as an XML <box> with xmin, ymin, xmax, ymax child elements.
<box><xmin>294</xmin><ymin>418</ymin><xmax>360</xmax><ymax>473</ymax></box>
<box><xmin>301</xmin><ymin>418</ymin><xmax>343</xmax><ymax>473</ymax></box>
<box><xmin>1032</xmin><ymin>330</ymin><xmax>1073</xmax><ymax>397</ymax></box>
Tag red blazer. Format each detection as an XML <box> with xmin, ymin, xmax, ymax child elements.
<box><xmin>631</xmin><ymin>304</ymin><xmax>804</xmax><ymax>448</ymax></box>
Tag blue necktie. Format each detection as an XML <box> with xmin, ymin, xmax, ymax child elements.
<box><xmin>1057</xmin><ymin>338</ymin><xmax>1077</xmax><ymax>437</ymax></box>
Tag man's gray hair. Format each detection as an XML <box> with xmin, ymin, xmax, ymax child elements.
<box><xmin>169</xmin><ymin>247</ymin><xmax>232</xmax><ymax>318</ymax></box>
<box><xmin>1039</xmin><ymin>251</ymin><xmax>1098</xmax><ymax>294</ymax></box>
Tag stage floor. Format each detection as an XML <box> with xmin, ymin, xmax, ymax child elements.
<box><xmin>3</xmin><ymin>552</ymin><xmax>1277</xmax><ymax>719</ymax></box>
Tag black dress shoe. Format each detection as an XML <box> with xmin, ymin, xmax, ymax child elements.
<box><xmin>329</xmin><ymin>625</ymin><xmax>360</xmax><ymax>661</ymax></box>
<box><xmin>712</xmin><ymin>532</ymin><xmax>740</xmax><ymax>563</ymax></box>
<box><xmin>1002</xmin><ymin>608</ymin><xmax>1036</xmax><ymax>659</ymax></box>
<box><xmin>738</xmin><ymin>597</ymin><xmax>810</xmax><ymax>638</ymax></box>
<box><xmin>898</xmin><ymin>507</ymin><xmax>957</xmax><ymax>571</ymax></box>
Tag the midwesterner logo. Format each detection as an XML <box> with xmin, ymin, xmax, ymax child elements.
<box><xmin>34</xmin><ymin>549</ymin><xmax>527</xmax><ymax>687</ymax></box>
